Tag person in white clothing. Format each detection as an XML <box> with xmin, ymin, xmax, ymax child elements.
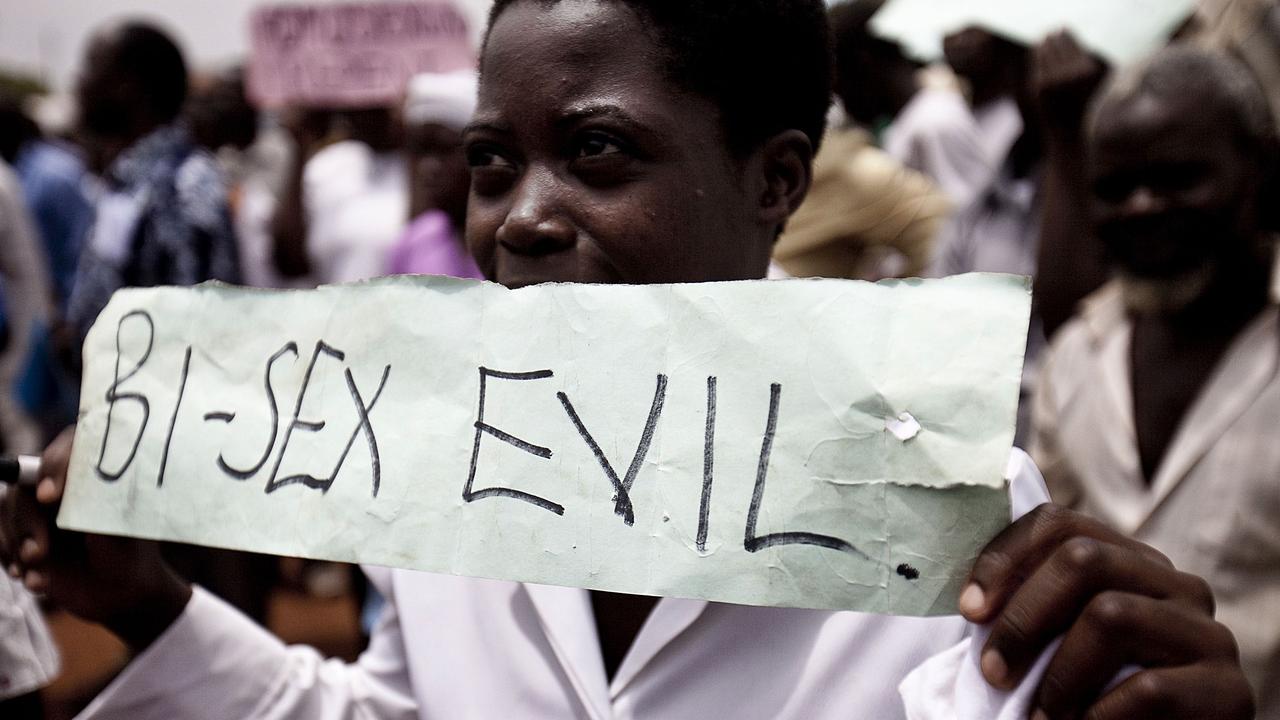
<box><xmin>828</xmin><ymin>1</ymin><xmax>997</xmax><ymax>208</ymax></box>
<box><xmin>271</xmin><ymin>106</ymin><xmax>409</xmax><ymax>285</ymax></box>
<box><xmin>0</xmin><ymin>2</ymin><xmax>1256</xmax><ymax>719</ymax></box>
<box><xmin>1032</xmin><ymin>46</ymin><xmax>1280</xmax><ymax>716</ymax></box>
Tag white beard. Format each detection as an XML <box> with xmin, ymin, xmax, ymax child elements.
<box><xmin>1117</xmin><ymin>265</ymin><xmax>1216</xmax><ymax>317</ymax></box>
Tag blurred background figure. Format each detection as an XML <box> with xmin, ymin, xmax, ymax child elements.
<box><xmin>1031</xmin><ymin>46</ymin><xmax>1280</xmax><ymax>715</ymax></box>
<box><xmin>942</xmin><ymin>26</ymin><xmax>1030</xmax><ymax>181</ymax></box>
<box><xmin>829</xmin><ymin>0</ymin><xmax>994</xmax><ymax>208</ymax></box>
<box><xmin>66</xmin><ymin>21</ymin><xmax>241</xmax><ymax>348</ymax></box>
<box><xmin>186</xmin><ymin>66</ymin><xmax>298</xmax><ymax>288</ymax></box>
<box><xmin>387</xmin><ymin>70</ymin><xmax>482</xmax><ymax>279</ymax></box>
<box><xmin>0</xmin><ymin>94</ymin><xmax>88</xmax><ymax>438</ymax></box>
<box><xmin>775</xmin><ymin>0</ymin><xmax>950</xmax><ymax>281</ymax></box>
<box><xmin>0</xmin><ymin>97</ymin><xmax>91</xmax><ymax>324</ymax></box>
<box><xmin>926</xmin><ymin>27</ymin><xmax>1042</xmax><ymax>442</ymax></box>
<box><xmin>928</xmin><ymin>27</ymin><xmax>1037</xmax><ymax>282</ymax></box>
<box><xmin>0</xmin><ymin>96</ymin><xmax>87</xmax><ymax>440</ymax></box>
<box><xmin>271</xmin><ymin>105</ymin><xmax>407</xmax><ymax>284</ymax></box>
<box><xmin>0</xmin><ymin>154</ymin><xmax>53</xmax><ymax>455</ymax></box>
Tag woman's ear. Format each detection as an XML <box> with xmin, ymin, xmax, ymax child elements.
<box><xmin>755</xmin><ymin>129</ymin><xmax>814</xmax><ymax>233</ymax></box>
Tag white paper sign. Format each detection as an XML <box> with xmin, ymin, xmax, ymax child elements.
<box><xmin>59</xmin><ymin>275</ymin><xmax>1030</xmax><ymax>616</ymax></box>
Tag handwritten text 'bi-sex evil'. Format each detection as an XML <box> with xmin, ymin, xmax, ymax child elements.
<box><xmin>94</xmin><ymin>308</ymin><xmax>893</xmax><ymax>568</ymax></box>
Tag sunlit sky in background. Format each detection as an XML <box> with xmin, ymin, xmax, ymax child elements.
<box><xmin>0</xmin><ymin>0</ymin><xmax>494</xmax><ymax>92</ymax></box>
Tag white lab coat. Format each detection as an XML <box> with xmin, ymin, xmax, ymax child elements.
<box><xmin>77</xmin><ymin>452</ymin><xmax>1050</xmax><ymax>719</ymax></box>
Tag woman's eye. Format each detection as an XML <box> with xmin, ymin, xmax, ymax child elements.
<box><xmin>466</xmin><ymin>146</ymin><xmax>515</xmax><ymax>169</ymax></box>
<box><xmin>575</xmin><ymin>134</ymin><xmax>624</xmax><ymax>158</ymax></box>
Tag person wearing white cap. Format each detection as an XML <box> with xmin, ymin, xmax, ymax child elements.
<box><xmin>386</xmin><ymin>71</ymin><xmax>483</xmax><ymax>279</ymax></box>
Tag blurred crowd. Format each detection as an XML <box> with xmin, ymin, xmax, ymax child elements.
<box><xmin>0</xmin><ymin>0</ymin><xmax>1278</xmax><ymax>716</ymax></box>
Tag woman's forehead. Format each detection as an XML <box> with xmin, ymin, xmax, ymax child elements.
<box><xmin>478</xmin><ymin>0</ymin><xmax>665</xmax><ymax>110</ymax></box>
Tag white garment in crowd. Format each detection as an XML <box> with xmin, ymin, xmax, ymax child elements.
<box><xmin>971</xmin><ymin>96</ymin><xmax>1024</xmax><ymax>175</ymax></box>
<box><xmin>222</xmin><ymin>127</ymin><xmax>315</xmax><ymax>289</ymax></box>
<box><xmin>77</xmin><ymin>453</ymin><xmax>1053</xmax><ymax>720</ymax></box>
<box><xmin>0</xmin><ymin>489</ymin><xmax>60</xmax><ymax>701</ymax></box>
<box><xmin>927</xmin><ymin>162</ymin><xmax>1045</xmax><ymax>445</ymax></box>
<box><xmin>883</xmin><ymin>83</ymin><xmax>993</xmax><ymax>209</ymax></box>
<box><xmin>304</xmin><ymin>140</ymin><xmax>409</xmax><ymax>284</ymax></box>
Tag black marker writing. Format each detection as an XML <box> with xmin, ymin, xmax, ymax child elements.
<box><xmin>210</xmin><ymin>342</ymin><xmax>299</xmax><ymax>480</ymax></box>
<box><xmin>96</xmin><ymin>310</ymin><xmax>155</xmax><ymax>482</ymax></box>
<box><xmin>265</xmin><ymin>341</ymin><xmax>342</xmax><ymax>493</ymax></box>
<box><xmin>696</xmin><ymin>376</ymin><xmax>716</xmax><ymax>552</ymax></box>
<box><xmin>744</xmin><ymin>384</ymin><xmax>870</xmax><ymax>560</ymax></box>
<box><xmin>156</xmin><ymin>346</ymin><xmax>193</xmax><ymax>487</ymax></box>
<box><xmin>557</xmin><ymin>374</ymin><xmax>667</xmax><ymax>526</ymax></box>
<box><xmin>462</xmin><ymin>367</ymin><xmax>564</xmax><ymax>515</ymax></box>
<box><xmin>266</xmin><ymin>342</ymin><xmax>390</xmax><ymax>497</ymax></box>
<box><xmin>331</xmin><ymin>365</ymin><xmax>390</xmax><ymax>497</ymax></box>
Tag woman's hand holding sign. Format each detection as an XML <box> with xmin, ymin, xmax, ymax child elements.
<box><xmin>964</xmin><ymin>504</ymin><xmax>1255</xmax><ymax>719</ymax></box>
<box><xmin>0</xmin><ymin>427</ymin><xmax>190</xmax><ymax>651</ymax></box>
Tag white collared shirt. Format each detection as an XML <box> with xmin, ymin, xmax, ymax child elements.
<box><xmin>77</xmin><ymin>453</ymin><xmax>1050</xmax><ymax>720</ymax></box>
<box><xmin>1031</xmin><ymin>279</ymin><xmax>1280</xmax><ymax>716</ymax></box>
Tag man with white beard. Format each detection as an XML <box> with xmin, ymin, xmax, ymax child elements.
<box><xmin>1031</xmin><ymin>45</ymin><xmax>1280</xmax><ymax>717</ymax></box>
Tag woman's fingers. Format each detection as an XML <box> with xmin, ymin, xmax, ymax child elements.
<box><xmin>962</xmin><ymin>504</ymin><xmax>1169</xmax><ymax>624</ymax></box>
<box><xmin>979</xmin><ymin>534</ymin><xmax>1208</xmax><ymax>689</ymax></box>
<box><xmin>38</xmin><ymin>426</ymin><xmax>75</xmax><ymax>505</ymax></box>
<box><xmin>1033</xmin><ymin>591</ymin><xmax>1241</xmax><ymax>719</ymax></box>
<box><xmin>1082</xmin><ymin>664</ymin><xmax>1256</xmax><ymax>720</ymax></box>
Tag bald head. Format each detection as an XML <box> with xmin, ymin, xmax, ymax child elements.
<box><xmin>1090</xmin><ymin>46</ymin><xmax>1275</xmax><ymax>161</ymax></box>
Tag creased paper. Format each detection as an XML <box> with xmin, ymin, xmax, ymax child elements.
<box><xmin>871</xmin><ymin>0</ymin><xmax>1197</xmax><ymax>66</ymax></box>
<box><xmin>59</xmin><ymin>274</ymin><xmax>1030</xmax><ymax>616</ymax></box>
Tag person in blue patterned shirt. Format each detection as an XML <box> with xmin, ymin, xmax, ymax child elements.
<box><xmin>67</xmin><ymin>21</ymin><xmax>240</xmax><ymax>350</ymax></box>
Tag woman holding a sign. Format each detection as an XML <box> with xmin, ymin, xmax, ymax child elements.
<box><xmin>1</xmin><ymin>1</ymin><xmax>1256</xmax><ymax>718</ymax></box>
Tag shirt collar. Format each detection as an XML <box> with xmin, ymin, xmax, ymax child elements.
<box><xmin>106</xmin><ymin>124</ymin><xmax>188</xmax><ymax>190</ymax></box>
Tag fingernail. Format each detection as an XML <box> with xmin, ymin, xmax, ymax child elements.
<box><xmin>19</xmin><ymin>538</ymin><xmax>38</xmax><ymax>562</ymax></box>
<box><xmin>959</xmin><ymin>583</ymin><xmax>986</xmax><ymax>617</ymax></box>
<box><xmin>23</xmin><ymin>569</ymin><xmax>45</xmax><ymax>592</ymax></box>
<box><xmin>981</xmin><ymin>648</ymin><xmax>1009</xmax><ymax>687</ymax></box>
<box><xmin>37</xmin><ymin>478</ymin><xmax>56</xmax><ymax>502</ymax></box>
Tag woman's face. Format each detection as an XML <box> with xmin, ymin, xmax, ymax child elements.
<box><xmin>465</xmin><ymin>0</ymin><xmax>780</xmax><ymax>288</ymax></box>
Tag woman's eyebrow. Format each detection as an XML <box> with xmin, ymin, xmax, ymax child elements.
<box><xmin>462</xmin><ymin>120</ymin><xmax>513</xmax><ymax>136</ymax></box>
<box><xmin>556</xmin><ymin>103</ymin><xmax>650</xmax><ymax>132</ymax></box>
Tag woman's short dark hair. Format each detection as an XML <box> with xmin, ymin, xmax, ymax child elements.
<box><xmin>486</xmin><ymin>0</ymin><xmax>833</xmax><ymax>155</ymax></box>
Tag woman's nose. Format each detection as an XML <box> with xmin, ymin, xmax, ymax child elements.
<box><xmin>494</xmin><ymin>170</ymin><xmax>576</xmax><ymax>255</ymax></box>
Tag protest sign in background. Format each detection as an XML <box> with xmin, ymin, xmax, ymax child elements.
<box><xmin>247</xmin><ymin>1</ymin><xmax>475</xmax><ymax>109</ymax></box>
